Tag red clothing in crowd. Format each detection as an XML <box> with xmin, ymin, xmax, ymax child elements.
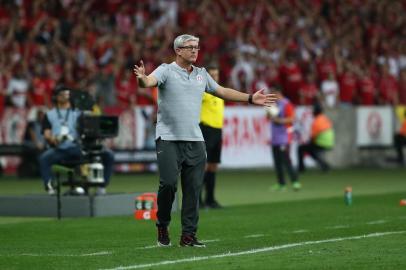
<box><xmin>378</xmin><ymin>74</ymin><xmax>399</xmax><ymax>105</ymax></box>
<box><xmin>202</xmin><ymin>33</ymin><xmax>223</xmax><ymax>54</ymax></box>
<box><xmin>266</xmin><ymin>66</ymin><xmax>281</xmax><ymax>89</ymax></box>
<box><xmin>398</xmin><ymin>76</ymin><xmax>406</xmax><ymax>105</ymax></box>
<box><xmin>0</xmin><ymin>75</ymin><xmax>7</xmax><ymax>116</ymax></box>
<box><xmin>279</xmin><ymin>62</ymin><xmax>303</xmax><ymax>104</ymax></box>
<box><xmin>115</xmin><ymin>74</ymin><xmax>137</xmax><ymax>107</ymax></box>
<box><xmin>316</xmin><ymin>59</ymin><xmax>337</xmax><ymax>82</ymax></box>
<box><xmin>338</xmin><ymin>72</ymin><xmax>357</xmax><ymax>103</ymax></box>
<box><xmin>179</xmin><ymin>7</ymin><xmax>200</xmax><ymax>29</ymax></box>
<box><xmin>357</xmin><ymin>76</ymin><xmax>376</xmax><ymax>105</ymax></box>
<box><xmin>137</xmin><ymin>88</ymin><xmax>155</xmax><ymax>105</ymax></box>
<box><xmin>298</xmin><ymin>82</ymin><xmax>318</xmax><ymax>105</ymax></box>
<box><xmin>30</xmin><ymin>76</ymin><xmax>55</xmax><ymax>106</ymax></box>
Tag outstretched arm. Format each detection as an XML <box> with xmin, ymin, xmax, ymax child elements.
<box><xmin>214</xmin><ymin>86</ymin><xmax>277</xmax><ymax>106</ymax></box>
<box><xmin>133</xmin><ymin>60</ymin><xmax>158</xmax><ymax>88</ymax></box>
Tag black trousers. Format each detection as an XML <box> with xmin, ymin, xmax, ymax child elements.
<box><xmin>272</xmin><ymin>145</ymin><xmax>297</xmax><ymax>185</ymax></box>
<box><xmin>155</xmin><ymin>139</ymin><xmax>206</xmax><ymax>235</ymax></box>
<box><xmin>298</xmin><ymin>142</ymin><xmax>330</xmax><ymax>171</ymax></box>
<box><xmin>394</xmin><ymin>133</ymin><xmax>406</xmax><ymax>163</ymax></box>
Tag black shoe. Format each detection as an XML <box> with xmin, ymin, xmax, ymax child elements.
<box><xmin>179</xmin><ymin>234</ymin><xmax>206</xmax><ymax>247</ymax></box>
<box><xmin>157</xmin><ymin>227</ymin><xmax>171</xmax><ymax>247</ymax></box>
<box><xmin>206</xmin><ymin>200</ymin><xmax>223</xmax><ymax>209</ymax></box>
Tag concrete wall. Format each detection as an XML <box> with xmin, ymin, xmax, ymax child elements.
<box><xmin>0</xmin><ymin>193</ymin><xmax>179</xmax><ymax>218</ymax></box>
<box><xmin>324</xmin><ymin>106</ymin><xmax>395</xmax><ymax>168</ymax></box>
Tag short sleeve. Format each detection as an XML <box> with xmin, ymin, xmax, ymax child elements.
<box><xmin>151</xmin><ymin>64</ymin><xmax>168</xmax><ymax>87</ymax></box>
<box><xmin>204</xmin><ymin>69</ymin><xmax>220</xmax><ymax>94</ymax></box>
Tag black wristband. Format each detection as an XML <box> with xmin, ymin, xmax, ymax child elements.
<box><xmin>248</xmin><ymin>94</ymin><xmax>253</xmax><ymax>104</ymax></box>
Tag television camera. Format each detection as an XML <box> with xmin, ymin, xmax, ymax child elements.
<box><xmin>70</xmin><ymin>89</ymin><xmax>119</xmax><ymax>184</ymax></box>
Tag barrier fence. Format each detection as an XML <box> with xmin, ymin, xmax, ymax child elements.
<box><xmin>0</xmin><ymin>105</ymin><xmax>402</xmax><ymax>175</ymax></box>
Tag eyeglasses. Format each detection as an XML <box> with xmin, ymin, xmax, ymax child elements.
<box><xmin>178</xmin><ymin>46</ymin><xmax>200</xmax><ymax>51</ymax></box>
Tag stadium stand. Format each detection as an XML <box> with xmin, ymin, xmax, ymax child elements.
<box><xmin>0</xmin><ymin>0</ymin><xmax>404</xmax><ymax>173</ymax></box>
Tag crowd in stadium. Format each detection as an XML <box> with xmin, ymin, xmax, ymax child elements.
<box><xmin>0</xmin><ymin>0</ymin><xmax>405</xmax><ymax>115</ymax></box>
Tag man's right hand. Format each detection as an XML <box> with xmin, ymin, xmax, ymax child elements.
<box><xmin>133</xmin><ymin>60</ymin><xmax>158</xmax><ymax>88</ymax></box>
<box><xmin>133</xmin><ymin>60</ymin><xmax>146</xmax><ymax>79</ymax></box>
<box><xmin>49</xmin><ymin>136</ymin><xmax>59</xmax><ymax>146</ymax></box>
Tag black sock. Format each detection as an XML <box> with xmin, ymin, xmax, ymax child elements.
<box><xmin>204</xmin><ymin>171</ymin><xmax>215</xmax><ymax>204</ymax></box>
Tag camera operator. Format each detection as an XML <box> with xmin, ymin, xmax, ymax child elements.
<box><xmin>38</xmin><ymin>87</ymin><xmax>114</xmax><ymax>195</ymax></box>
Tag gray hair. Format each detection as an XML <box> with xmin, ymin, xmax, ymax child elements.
<box><xmin>173</xmin><ymin>34</ymin><xmax>199</xmax><ymax>50</ymax></box>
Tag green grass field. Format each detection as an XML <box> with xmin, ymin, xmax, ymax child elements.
<box><xmin>0</xmin><ymin>168</ymin><xmax>405</xmax><ymax>269</ymax></box>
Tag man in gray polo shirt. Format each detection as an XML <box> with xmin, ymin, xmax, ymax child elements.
<box><xmin>134</xmin><ymin>34</ymin><xmax>276</xmax><ymax>248</ymax></box>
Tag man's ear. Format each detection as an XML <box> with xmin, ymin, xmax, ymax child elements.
<box><xmin>175</xmin><ymin>48</ymin><xmax>181</xmax><ymax>56</ymax></box>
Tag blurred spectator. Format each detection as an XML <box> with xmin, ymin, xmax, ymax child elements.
<box><xmin>279</xmin><ymin>49</ymin><xmax>303</xmax><ymax>105</ymax></box>
<box><xmin>320</xmin><ymin>71</ymin><xmax>339</xmax><ymax>109</ymax></box>
<box><xmin>336</xmin><ymin>59</ymin><xmax>357</xmax><ymax>106</ymax></box>
<box><xmin>115</xmin><ymin>69</ymin><xmax>137</xmax><ymax>109</ymax></box>
<box><xmin>356</xmin><ymin>68</ymin><xmax>377</xmax><ymax>105</ymax></box>
<box><xmin>30</xmin><ymin>65</ymin><xmax>56</xmax><ymax>107</ymax></box>
<box><xmin>251</xmin><ymin>66</ymin><xmax>270</xmax><ymax>94</ymax></box>
<box><xmin>265</xmin><ymin>59</ymin><xmax>281</xmax><ymax>89</ymax></box>
<box><xmin>0</xmin><ymin>0</ymin><xmax>403</xmax><ymax>111</ymax></box>
<box><xmin>18</xmin><ymin>107</ymin><xmax>46</xmax><ymax>177</ymax></box>
<box><xmin>377</xmin><ymin>63</ymin><xmax>399</xmax><ymax>105</ymax></box>
<box><xmin>315</xmin><ymin>48</ymin><xmax>337</xmax><ymax>83</ymax></box>
<box><xmin>95</xmin><ymin>64</ymin><xmax>117</xmax><ymax>108</ymax></box>
<box><xmin>0</xmin><ymin>71</ymin><xmax>7</xmax><ymax>116</ymax></box>
<box><xmin>6</xmin><ymin>65</ymin><xmax>29</xmax><ymax>108</ymax></box>
<box><xmin>298</xmin><ymin>71</ymin><xmax>319</xmax><ymax>106</ymax></box>
<box><xmin>230</xmin><ymin>54</ymin><xmax>254</xmax><ymax>92</ymax></box>
<box><xmin>399</xmin><ymin>69</ymin><xmax>406</xmax><ymax>105</ymax></box>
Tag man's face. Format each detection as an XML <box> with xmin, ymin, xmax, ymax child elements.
<box><xmin>176</xmin><ymin>40</ymin><xmax>199</xmax><ymax>63</ymax></box>
<box><xmin>57</xmin><ymin>90</ymin><xmax>70</xmax><ymax>103</ymax></box>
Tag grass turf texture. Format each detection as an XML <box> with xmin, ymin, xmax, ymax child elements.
<box><xmin>0</xmin><ymin>168</ymin><xmax>405</xmax><ymax>269</ymax></box>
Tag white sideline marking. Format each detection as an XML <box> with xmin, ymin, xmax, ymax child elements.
<box><xmin>244</xmin><ymin>234</ymin><xmax>264</xmax><ymax>238</ymax></box>
<box><xmin>79</xmin><ymin>252</ymin><xmax>112</xmax><ymax>257</ymax></box>
<box><xmin>100</xmin><ymin>231</ymin><xmax>405</xmax><ymax>270</ymax></box>
<box><xmin>137</xmin><ymin>245</ymin><xmax>158</xmax><ymax>250</ymax></box>
<box><xmin>203</xmin><ymin>239</ymin><xmax>221</xmax><ymax>243</ymax></box>
<box><xmin>14</xmin><ymin>251</ymin><xmax>112</xmax><ymax>257</ymax></box>
<box><xmin>291</xmin><ymin>230</ymin><xmax>309</xmax><ymax>234</ymax></box>
<box><xmin>366</xmin><ymin>220</ymin><xmax>387</xmax><ymax>225</ymax></box>
<box><xmin>326</xmin><ymin>225</ymin><xmax>350</xmax><ymax>229</ymax></box>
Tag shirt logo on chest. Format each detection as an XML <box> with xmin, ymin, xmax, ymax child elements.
<box><xmin>196</xmin><ymin>75</ymin><xmax>203</xmax><ymax>84</ymax></box>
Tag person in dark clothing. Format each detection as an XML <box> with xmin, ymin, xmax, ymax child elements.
<box><xmin>298</xmin><ymin>103</ymin><xmax>335</xmax><ymax>172</ymax></box>
<box><xmin>387</xmin><ymin>110</ymin><xmax>406</xmax><ymax>165</ymax></box>
<box><xmin>38</xmin><ymin>87</ymin><xmax>114</xmax><ymax>195</ymax></box>
<box><xmin>18</xmin><ymin>107</ymin><xmax>46</xmax><ymax>177</ymax></box>
<box><xmin>199</xmin><ymin>64</ymin><xmax>224</xmax><ymax>209</ymax></box>
<box><xmin>267</xmin><ymin>87</ymin><xmax>301</xmax><ymax>191</ymax></box>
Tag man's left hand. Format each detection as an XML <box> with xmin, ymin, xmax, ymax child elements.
<box><xmin>252</xmin><ymin>89</ymin><xmax>278</xmax><ymax>106</ymax></box>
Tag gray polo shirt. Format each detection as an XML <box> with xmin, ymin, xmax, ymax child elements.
<box><xmin>152</xmin><ymin>62</ymin><xmax>220</xmax><ymax>141</ymax></box>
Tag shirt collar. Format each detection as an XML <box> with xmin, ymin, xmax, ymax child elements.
<box><xmin>171</xmin><ymin>61</ymin><xmax>195</xmax><ymax>73</ymax></box>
